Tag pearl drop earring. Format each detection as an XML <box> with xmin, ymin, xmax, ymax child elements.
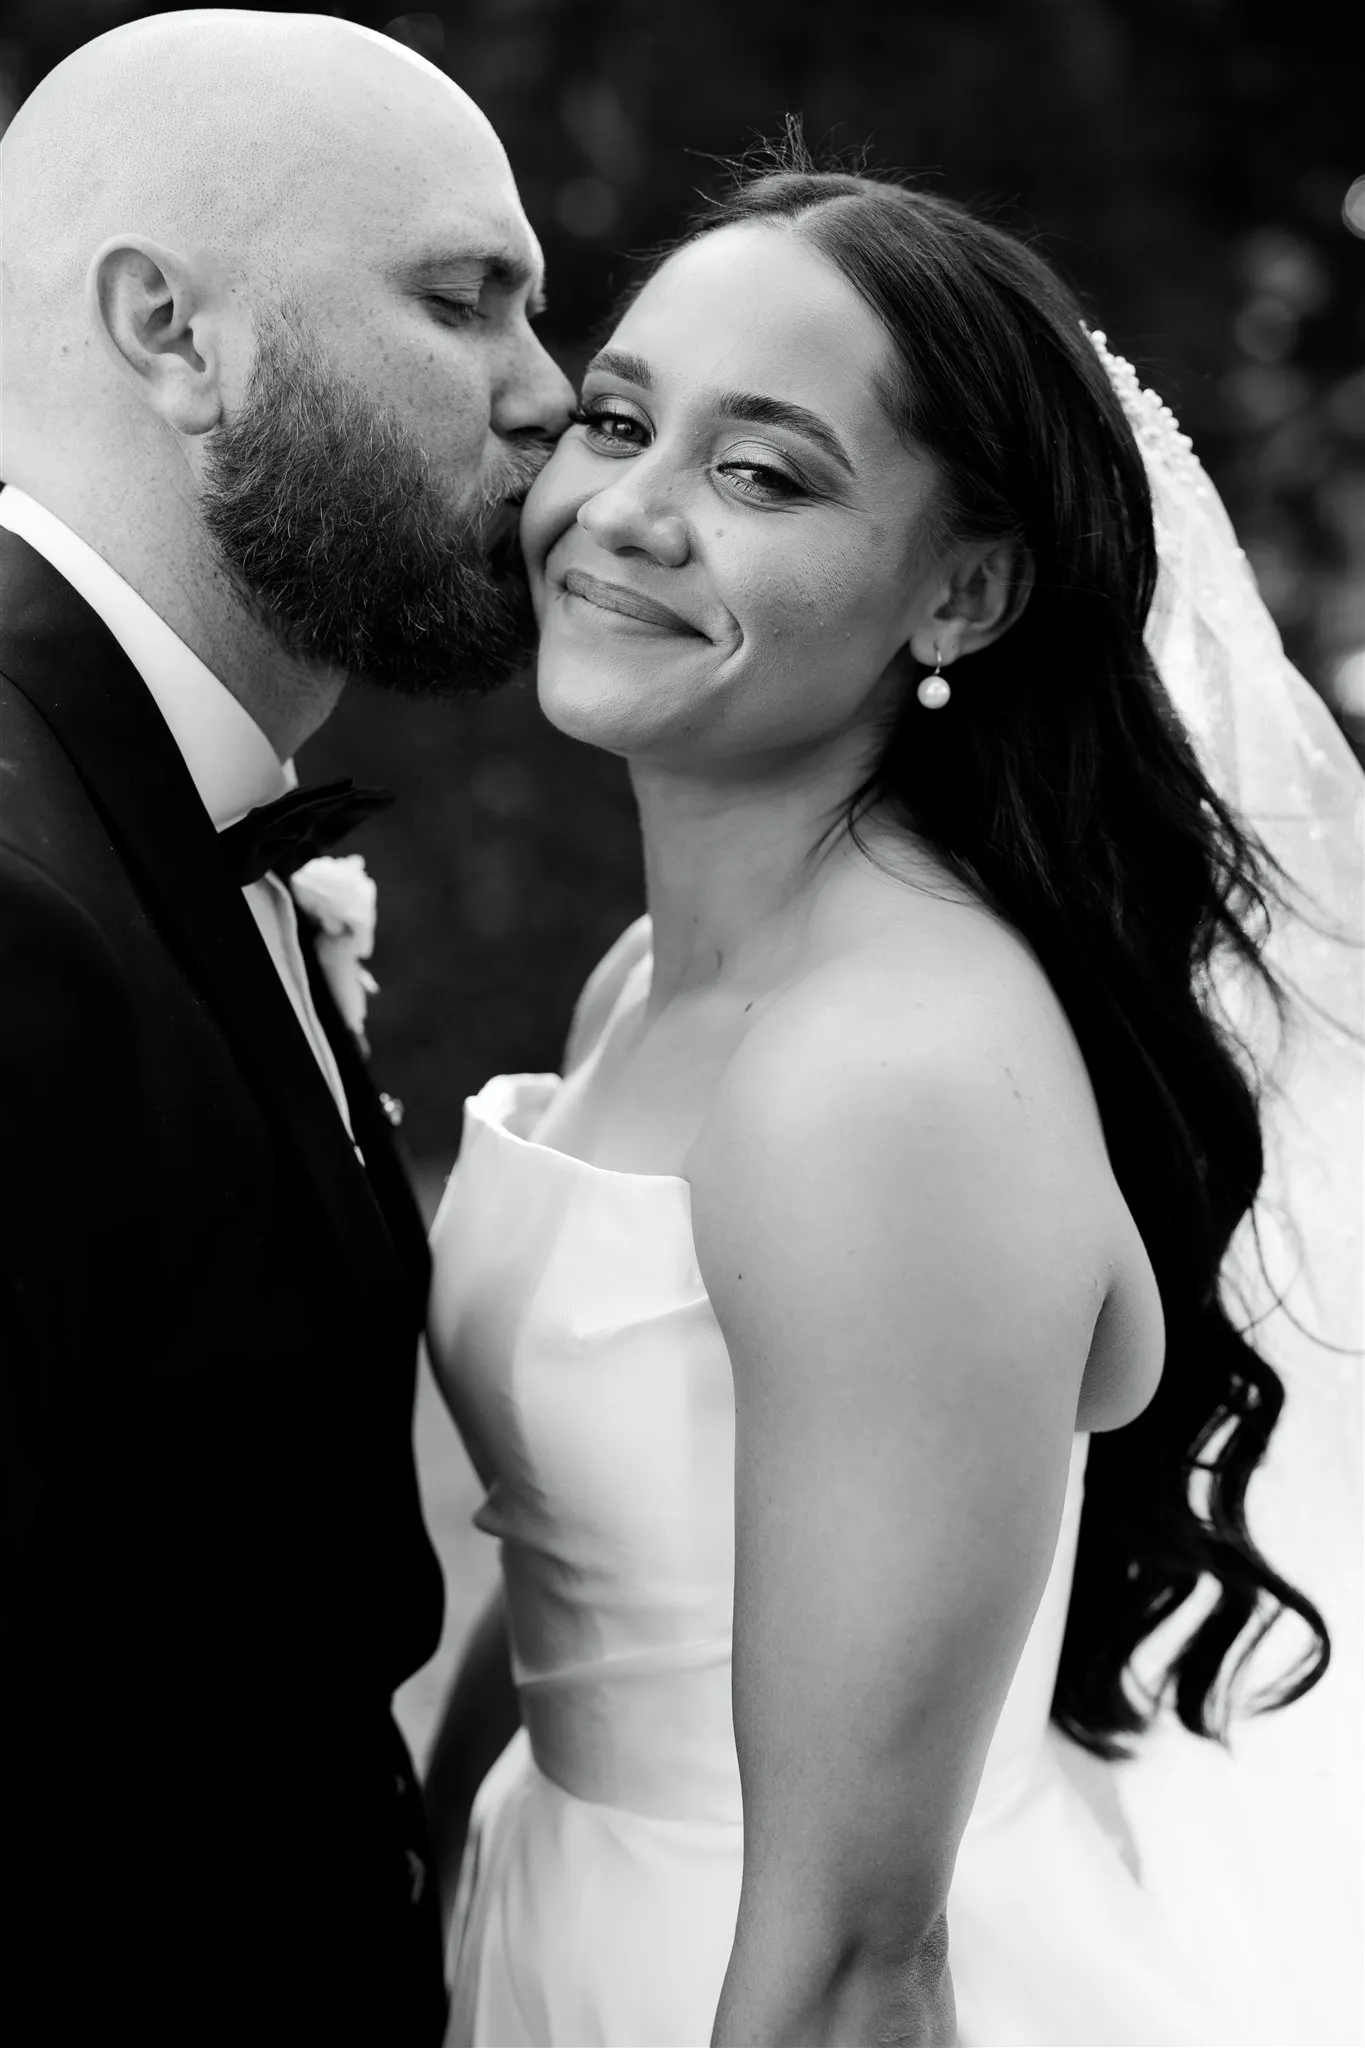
<box><xmin>917</xmin><ymin>649</ymin><xmax>952</xmax><ymax>710</ymax></box>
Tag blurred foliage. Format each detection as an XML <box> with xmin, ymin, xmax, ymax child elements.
<box><xmin>5</xmin><ymin>0</ymin><xmax>1363</xmax><ymax>1161</ymax></box>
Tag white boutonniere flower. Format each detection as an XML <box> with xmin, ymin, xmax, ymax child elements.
<box><xmin>290</xmin><ymin>853</ymin><xmax>379</xmax><ymax>1047</ymax></box>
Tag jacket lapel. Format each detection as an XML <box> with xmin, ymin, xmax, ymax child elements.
<box><xmin>0</xmin><ymin>528</ymin><xmax>416</xmax><ymax>1340</ymax></box>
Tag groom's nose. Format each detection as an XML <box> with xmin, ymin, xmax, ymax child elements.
<box><xmin>494</xmin><ymin>328</ymin><xmax>576</xmax><ymax>442</ymax></box>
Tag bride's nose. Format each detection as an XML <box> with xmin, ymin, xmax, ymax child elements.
<box><xmin>575</xmin><ymin>478</ymin><xmax>689</xmax><ymax>567</ymax></box>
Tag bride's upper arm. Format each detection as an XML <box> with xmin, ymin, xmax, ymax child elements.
<box><xmin>687</xmin><ymin>981</ymin><xmax>1104</xmax><ymax>1958</ymax></box>
<box><xmin>561</xmin><ymin>913</ymin><xmax>652</xmax><ymax>1074</ymax></box>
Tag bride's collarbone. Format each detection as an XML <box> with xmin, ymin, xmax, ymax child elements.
<box><xmin>541</xmin><ymin>982</ymin><xmax>771</xmax><ymax>1179</ymax></box>
<box><xmin>543</xmin><ymin>868</ymin><xmax>981</xmax><ymax>1175</ymax></box>
<box><xmin>532</xmin><ymin>999</ymin><xmax>732</xmax><ymax>1179</ymax></box>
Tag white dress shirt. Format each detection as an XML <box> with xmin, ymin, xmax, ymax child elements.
<box><xmin>0</xmin><ymin>485</ymin><xmax>355</xmax><ymax>1139</ymax></box>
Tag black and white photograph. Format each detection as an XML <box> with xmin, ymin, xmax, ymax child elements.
<box><xmin>1</xmin><ymin>4</ymin><xmax>1362</xmax><ymax>2043</ymax></box>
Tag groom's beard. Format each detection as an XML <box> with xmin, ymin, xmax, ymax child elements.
<box><xmin>201</xmin><ymin>310</ymin><xmax>544</xmax><ymax>697</ymax></box>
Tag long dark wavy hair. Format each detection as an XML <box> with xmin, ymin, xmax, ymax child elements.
<box><xmin>654</xmin><ymin>141</ymin><xmax>1329</xmax><ymax>1756</ymax></box>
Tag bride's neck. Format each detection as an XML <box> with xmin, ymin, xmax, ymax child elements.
<box><xmin>630</xmin><ymin>753</ymin><xmax>854</xmax><ymax>1006</ymax></box>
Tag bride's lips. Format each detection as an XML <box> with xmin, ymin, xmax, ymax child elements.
<box><xmin>561</xmin><ymin>567</ymin><xmax>700</xmax><ymax>635</ymax></box>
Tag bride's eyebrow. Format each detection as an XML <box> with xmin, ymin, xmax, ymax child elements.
<box><xmin>583</xmin><ymin>348</ymin><xmax>854</xmax><ymax>477</ymax></box>
<box><xmin>714</xmin><ymin>392</ymin><xmax>854</xmax><ymax>477</ymax></box>
<box><xmin>583</xmin><ymin>347</ymin><xmax>653</xmax><ymax>386</ymax></box>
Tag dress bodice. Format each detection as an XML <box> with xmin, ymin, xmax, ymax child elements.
<box><xmin>428</xmin><ymin>1064</ymin><xmax>1090</xmax><ymax>1836</ymax></box>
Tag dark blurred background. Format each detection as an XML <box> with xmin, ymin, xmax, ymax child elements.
<box><xmin>4</xmin><ymin>0</ymin><xmax>1364</xmax><ymax>1178</ymax></box>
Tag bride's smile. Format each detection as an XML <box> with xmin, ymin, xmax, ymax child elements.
<box><xmin>557</xmin><ymin>565</ymin><xmax>704</xmax><ymax>636</ymax></box>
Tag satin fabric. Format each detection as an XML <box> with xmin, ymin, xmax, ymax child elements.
<box><xmin>428</xmin><ymin>1039</ymin><xmax>1289</xmax><ymax>2047</ymax></box>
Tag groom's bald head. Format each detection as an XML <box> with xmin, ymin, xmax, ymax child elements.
<box><xmin>1</xmin><ymin>11</ymin><xmax>572</xmax><ymax>698</ymax></box>
<box><xmin>6</xmin><ymin>13</ymin><xmax>516</xmax><ymax>337</ymax></box>
<box><xmin>5</xmin><ymin>13</ymin><xmax>521</xmax><ymax>402</ymax></box>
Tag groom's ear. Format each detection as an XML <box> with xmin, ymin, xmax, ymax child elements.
<box><xmin>87</xmin><ymin>237</ymin><xmax>226</xmax><ymax>437</ymax></box>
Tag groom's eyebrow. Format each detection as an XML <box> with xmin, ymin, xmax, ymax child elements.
<box><xmin>407</xmin><ymin>246</ymin><xmax>547</xmax><ymax>313</ymax></box>
<box><xmin>585</xmin><ymin>348</ymin><xmax>854</xmax><ymax>476</ymax></box>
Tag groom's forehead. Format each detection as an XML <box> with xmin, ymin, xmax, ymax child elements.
<box><xmin>391</xmin><ymin>195</ymin><xmax>546</xmax><ymax>297</ymax></box>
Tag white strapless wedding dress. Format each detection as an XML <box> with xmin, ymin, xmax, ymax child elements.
<box><xmin>428</xmin><ymin>973</ymin><xmax>1361</xmax><ymax>2046</ymax></box>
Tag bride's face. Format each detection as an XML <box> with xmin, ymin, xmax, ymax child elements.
<box><xmin>520</xmin><ymin>224</ymin><xmax>940</xmax><ymax>767</ymax></box>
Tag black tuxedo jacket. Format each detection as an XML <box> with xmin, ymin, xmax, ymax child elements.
<box><xmin>0</xmin><ymin>527</ymin><xmax>446</xmax><ymax>2039</ymax></box>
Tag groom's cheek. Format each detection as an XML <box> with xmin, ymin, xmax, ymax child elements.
<box><xmin>305</xmin><ymin>274</ymin><xmax>493</xmax><ymax>487</ymax></box>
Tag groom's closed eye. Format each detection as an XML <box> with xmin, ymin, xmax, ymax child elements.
<box><xmin>404</xmin><ymin>246</ymin><xmax>548</xmax><ymax>320</ymax></box>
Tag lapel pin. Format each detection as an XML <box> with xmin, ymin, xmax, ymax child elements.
<box><xmin>379</xmin><ymin>1092</ymin><xmax>404</xmax><ymax>1129</ymax></box>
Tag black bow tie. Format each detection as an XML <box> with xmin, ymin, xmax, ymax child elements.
<box><xmin>219</xmin><ymin>778</ymin><xmax>394</xmax><ymax>886</ymax></box>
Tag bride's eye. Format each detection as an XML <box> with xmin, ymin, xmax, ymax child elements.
<box><xmin>570</xmin><ymin>402</ymin><xmax>649</xmax><ymax>454</ymax></box>
<box><xmin>716</xmin><ymin>459</ymin><xmax>803</xmax><ymax>503</ymax></box>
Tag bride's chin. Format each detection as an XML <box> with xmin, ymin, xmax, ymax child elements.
<box><xmin>534</xmin><ymin>663</ymin><xmax>646</xmax><ymax>751</ymax></box>
<box><xmin>534</xmin><ymin>636</ymin><xmax>719</xmax><ymax>758</ymax></box>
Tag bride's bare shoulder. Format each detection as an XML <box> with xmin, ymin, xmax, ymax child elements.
<box><xmin>695</xmin><ymin>889</ymin><xmax>1109</xmax><ymax>1209</ymax></box>
<box><xmin>780</xmin><ymin>889</ymin><xmax>1075</xmax><ymax>1086</ymax></box>
<box><xmin>562</xmin><ymin>914</ymin><xmax>652</xmax><ymax>1074</ymax></box>
<box><xmin>688</xmin><ymin>895</ymin><xmax>1160</xmax><ymax>1434</ymax></box>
